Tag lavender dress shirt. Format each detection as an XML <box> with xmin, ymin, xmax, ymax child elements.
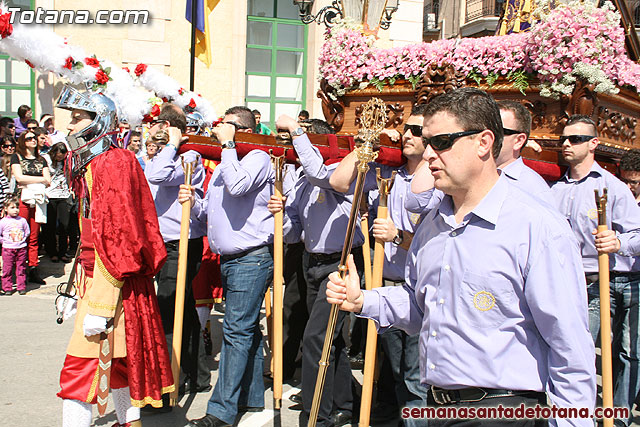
<box><xmin>551</xmin><ymin>161</ymin><xmax>640</xmax><ymax>273</ymax></box>
<box><xmin>360</xmin><ymin>175</ymin><xmax>596</xmax><ymax>426</ymax></box>
<box><xmin>145</xmin><ymin>146</ymin><xmax>207</xmax><ymax>242</ymax></box>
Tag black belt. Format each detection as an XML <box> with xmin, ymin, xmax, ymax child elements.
<box><xmin>220</xmin><ymin>244</ymin><xmax>271</xmax><ymax>262</ymax></box>
<box><xmin>430</xmin><ymin>386</ymin><xmax>545</xmax><ymax>405</ymax></box>
<box><xmin>383</xmin><ymin>278</ymin><xmax>404</xmax><ymax>287</ymax></box>
<box><xmin>308</xmin><ymin>251</ymin><xmax>342</xmax><ymax>263</ymax></box>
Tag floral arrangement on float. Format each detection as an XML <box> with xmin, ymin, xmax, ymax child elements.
<box><xmin>0</xmin><ymin>4</ymin><xmax>216</xmax><ymax>125</ymax></box>
<box><xmin>319</xmin><ymin>0</ymin><xmax>640</xmax><ymax>100</ymax></box>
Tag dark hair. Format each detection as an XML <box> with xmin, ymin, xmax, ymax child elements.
<box><xmin>496</xmin><ymin>100</ymin><xmax>532</xmax><ymax>139</ymax></box>
<box><xmin>620</xmin><ymin>149</ymin><xmax>640</xmax><ymax>172</ymax></box>
<box><xmin>0</xmin><ymin>117</ymin><xmax>12</xmax><ymax>129</ymax></box>
<box><xmin>16</xmin><ymin>129</ymin><xmax>42</xmax><ymax>159</ymax></box>
<box><xmin>1</xmin><ymin>153</ymin><xmax>11</xmax><ymax>177</ymax></box>
<box><xmin>130</xmin><ymin>130</ymin><xmax>142</xmax><ymax>139</ymax></box>
<box><xmin>157</xmin><ymin>104</ymin><xmax>187</xmax><ymax>133</ymax></box>
<box><xmin>298</xmin><ymin>110</ymin><xmax>310</xmax><ymax>120</ymax></box>
<box><xmin>410</xmin><ymin>103</ymin><xmax>429</xmax><ymax>116</ymax></box>
<box><xmin>300</xmin><ymin>119</ymin><xmax>335</xmax><ymax>134</ymax></box>
<box><xmin>48</xmin><ymin>142</ymin><xmax>68</xmax><ymax>169</ymax></box>
<box><xmin>565</xmin><ymin>115</ymin><xmax>598</xmax><ymax>137</ymax></box>
<box><xmin>225</xmin><ymin>106</ymin><xmax>256</xmax><ymax>131</ymax></box>
<box><xmin>26</xmin><ymin>119</ymin><xmax>38</xmax><ymax>127</ymax></box>
<box><xmin>33</xmin><ymin>127</ymin><xmax>47</xmax><ymax>138</ymax></box>
<box><xmin>252</xmin><ymin>109</ymin><xmax>261</xmax><ymax>115</ymax></box>
<box><xmin>17</xmin><ymin>105</ymin><xmax>31</xmax><ymax>119</ymax></box>
<box><xmin>423</xmin><ymin>88</ymin><xmax>503</xmax><ymax>159</ymax></box>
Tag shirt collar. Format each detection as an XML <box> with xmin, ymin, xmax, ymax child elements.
<box><xmin>560</xmin><ymin>160</ymin><xmax>603</xmax><ymax>183</ymax></box>
<box><xmin>501</xmin><ymin>157</ymin><xmax>524</xmax><ymax>181</ymax></box>
<box><xmin>437</xmin><ymin>173</ymin><xmax>509</xmax><ymax>227</ymax></box>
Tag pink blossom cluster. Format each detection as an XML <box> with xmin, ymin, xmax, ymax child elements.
<box><xmin>319</xmin><ymin>4</ymin><xmax>640</xmax><ymax>95</ymax></box>
<box><xmin>525</xmin><ymin>4</ymin><xmax>626</xmax><ymax>83</ymax></box>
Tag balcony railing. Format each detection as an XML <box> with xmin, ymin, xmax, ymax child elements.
<box><xmin>465</xmin><ymin>0</ymin><xmax>503</xmax><ymax>23</ymax></box>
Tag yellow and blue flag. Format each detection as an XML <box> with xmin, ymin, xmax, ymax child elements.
<box><xmin>186</xmin><ymin>0</ymin><xmax>220</xmax><ymax>67</ymax></box>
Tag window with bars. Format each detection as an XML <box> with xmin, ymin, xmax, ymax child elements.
<box><xmin>245</xmin><ymin>0</ymin><xmax>307</xmax><ymax>130</ymax></box>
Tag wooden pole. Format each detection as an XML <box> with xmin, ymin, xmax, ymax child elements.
<box><xmin>169</xmin><ymin>156</ymin><xmax>198</xmax><ymax>406</ymax></box>
<box><xmin>595</xmin><ymin>189</ymin><xmax>613</xmax><ymax>427</ymax></box>
<box><xmin>265</xmin><ymin>286</ymin><xmax>273</xmax><ymax>375</ymax></box>
<box><xmin>361</xmin><ymin>196</ymin><xmax>373</xmax><ymax>291</ymax></box>
<box><xmin>271</xmin><ymin>150</ymin><xmax>287</xmax><ymax>409</ymax></box>
<box><xmin>360</xmin><ymin>169</ymin><xmax>395</xmax><ymax>427</ymax></box>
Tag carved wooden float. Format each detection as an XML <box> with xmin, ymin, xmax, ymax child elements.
<box><xmin>317</xmin><ymin>64</ymin><xmax>640</xmax><ymax>180</ymax></box>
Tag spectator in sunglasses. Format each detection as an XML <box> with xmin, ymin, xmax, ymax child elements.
<box><xmin>13</xmin><ymin>104</ymin><xmax>32</xmax><ymax>137</ymax></box>
<box><xmin>33</xmin><ymin>127</ymin><xmax>50</xmax><ymax>155</ymax></box>
<box><xmin>0</xmin><ymin>117</ymin><xmax>15</xmax><ymax>139</ymax></box>
<box><xmin>1</xmin><ymin>136</ymin><xmax>15</xmax><ymax>156</ymax></box>
<box><xmin>39</xmin><ymin>114</ymin><xmax>67</xmax><ymax>146</ymax></box>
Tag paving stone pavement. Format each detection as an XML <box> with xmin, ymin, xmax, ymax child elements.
<box><xmin>3</xmin><ymin>256</ymin><xmax>639</xmax><ymax>426</ymax></box>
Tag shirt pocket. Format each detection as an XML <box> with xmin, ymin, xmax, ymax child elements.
<box><xmin>456</xmin><ymin>270</ymin><xmax>515</xmax><ymax>329</ymax></box>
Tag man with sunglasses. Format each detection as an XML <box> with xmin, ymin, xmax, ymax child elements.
<box><xmin>182</xmin><ymin>106</ymin><xmax>288</xmax><ymax>427</ymax></box>
<box><xmin>143</xmin><ymin>103</ymin><xmax>210</xmax><ymax>412</ymax></box>
<box><xmin>1</xmin><ymin>137</ymin><xmax>15</xmax><ymax>156</ymax></box>
<box><xmin>551</xmin><ymin>115</ymin><xmax>640</xmax><ymax>426</ymax></box>
<box><xmin>327</xmin><ymin>88</ymin><xmax>595</xmax><ymax>426</ymax></box>
<box><xmin>0</xmin><ymin>117</ymin><xmax>15</xmax><ymax>139</ymax></box>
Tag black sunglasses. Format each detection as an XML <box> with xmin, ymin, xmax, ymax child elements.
<box><xmin>403</xmin><ymin>124</ymin><xmax>423</xmax><ymax>137</ymax></box>
<box><xmin>422</xmin><ymin>130</ymin><xmax>483</xmax><ymax>151</ymax></box>
<box><xmin>24</xmin><ymin>136</ymin><xmax>35</xmax><ymax>141</ymax></box>
<box><xmin>560</xmin><ymin>135</ymin><xmax>594</xmax><ymax>145</ymax></box>
<box><xmin>503</xmin><ymin>128</ymin><xmax>523</xmax><ymax>136</ymax></box>
<box><xmin>2</xmin><ymin>144</ymin><xmax>15</xmax><ymax>148</ymax></box>
<box><xmin>26</xmin><ymin>127</ymin><xmax>37</xmax><ymax>130</ymax></box>
<box><xmin>222</xmin><ymin>121</ymin><xmax>251</xmax><ymax>130</ymax></box>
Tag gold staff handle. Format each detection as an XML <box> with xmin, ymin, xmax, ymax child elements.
<box><xmin>271</xmin><ymin>149</ymin><xmax>287</xmax><ymax>409</ymax></box>
<box><xmin>169</xmin><ymin>156</ymin><xmax>199</xmax><ymax>406</ymax></box>
<box><xmin>309</xmin><ymin>98</ymin><xmax>386</xmax><ymax>427</ymax></box>
<box><xmin>360</xmin><ymin>169</ymin><xmax>395</xmax><ymax>427</ymax></box>
<box><xmin>595</xmin><ymin>189</ymin><xmax>613</xmax><ymax>427</ymax></box>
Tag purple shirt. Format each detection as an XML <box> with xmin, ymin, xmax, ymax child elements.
<box><xmin>193</xmin><ymin>148</ymin><xmax>292</xmax><ymax>255</ymax></box>
<box><xmin>0</xmin><ymin>215</ymin><xmax>29</xmax><ymax>248</ymax></box>
<box><xmin>360</xmin><ymin>175</ymin><xmax>595</xmax><ymax>425</ymax></box>
<box><xmin>369</xmin><ymin>166</ymin><xmax>422</xmax><ymax>281</ymax></box>
<box><xmin>551</xmin><ymin>161</ymin><xmax>640</xmax><ymax>273</ymax></box>
<box><xmin>145</xmin><ymin>146</ymin><xmax>207</xmax><ymax>242</ymax></box>
<box><xmin>282</xmin><ymin>135</ymin><xmax>364</xmax><ymax>254</ymax></box>
<box><xmin>13</xmin><ymin>117</ymin><xmax>26</xmax><ymax>137</ymax></box>
<box><xmin>502</xmin><ymin>158</ymin><xmax>556</xmax><ymax>208</ymax></box>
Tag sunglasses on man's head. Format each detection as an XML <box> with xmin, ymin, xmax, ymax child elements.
<box><xmin>403</xmin><ymin>124</ymin><xmax>423</xmax><ymax>137</ymax></box>
<box><xmin>559</xmin><ymin>135</ymin><xmax>594</xmax><ymax>145</ymax></box>
<box><xmin>503</xmin><ymin>128</ymin><xmax>523</xmax><ymax>136</ymax></box>
<box><xmin>222</xmin><ymin>121</ymin><xmax>251</xmax><ymax>130</ymax></box>
<box><xmin>422</xmin><ymin>129</ymin><xmax>483</xmax><ymax>151</ymax></box>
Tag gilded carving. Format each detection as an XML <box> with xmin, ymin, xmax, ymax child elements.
<box><xmin>521</xmin><ymin>100</ymin><xmax>547</xmax><ymax>128</ymax></box>
<box><xmin>561</xmin><ymin>78</ymin><xmax>598</xmax><ymax>122</ymax></box>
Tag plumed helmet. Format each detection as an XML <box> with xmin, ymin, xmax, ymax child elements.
<box><xmin>55</xmin><ymin>85</ymin><xmax>117</xmax><ymax>175</ymax></box>
<box><xmin>186</xmin><ymin>111</ymin><xmax>207</xmax><ymax>135</ymax></box>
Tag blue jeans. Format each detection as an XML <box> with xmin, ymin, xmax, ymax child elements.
<box><xmin>207</xmin><ymin>246</ymin><xmax>273</xmax><ymax>424</ymax></box>
<box><xmin>380</xmin><ymin>327</ymin><xmax>428</xmax><ymax>427</ymax></box>
<box><xmin>587</xmin><ymin>275</ymin><xmax>640</xmax><ymax>427</ymax></box>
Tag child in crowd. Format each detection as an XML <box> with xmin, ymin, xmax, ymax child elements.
<box><xmin>0</xmin><ymin>197</ymin><xmax>29</xmax><ymax>295</ymax></box>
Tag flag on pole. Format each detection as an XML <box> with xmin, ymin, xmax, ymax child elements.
<box><xmin>186</xmin><ymin>0</ymin><xmax>220</xmax><ymax>67</ymax></box>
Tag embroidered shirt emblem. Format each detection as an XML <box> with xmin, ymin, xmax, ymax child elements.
<box><xmin>588</xmin><ymin>208</ymin><xmax>598</xmax><ymax>220</ymax></box>
<box><xmin>473</xmin><ymin>291</ymin><xmax>496</xmax><ymax>311</ymax></box>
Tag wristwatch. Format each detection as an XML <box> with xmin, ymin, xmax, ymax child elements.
<box><xmin>392</xmin><ymin>229</ymin><xmax>404</xmax><ymax>246</ymax></box>
<box><xmin>221</xmin><ymin>140</ymin><xmax>236</xmax><ymax>149</ymax></box>
<box><xmin>291</xmin><ymin>127</ymin><xmax>305</xmax><ymax>138</ymax></box>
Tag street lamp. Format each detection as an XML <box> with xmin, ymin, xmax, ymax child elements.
<box><xmin>293</xmin><ymin>0</ymin><xmax>399</xmax><ymax>31</ymax></box>
<box><xmin>293</xmin><ymin>0</ymin><xmax>343</xmax><ymax>26</ymax></box>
